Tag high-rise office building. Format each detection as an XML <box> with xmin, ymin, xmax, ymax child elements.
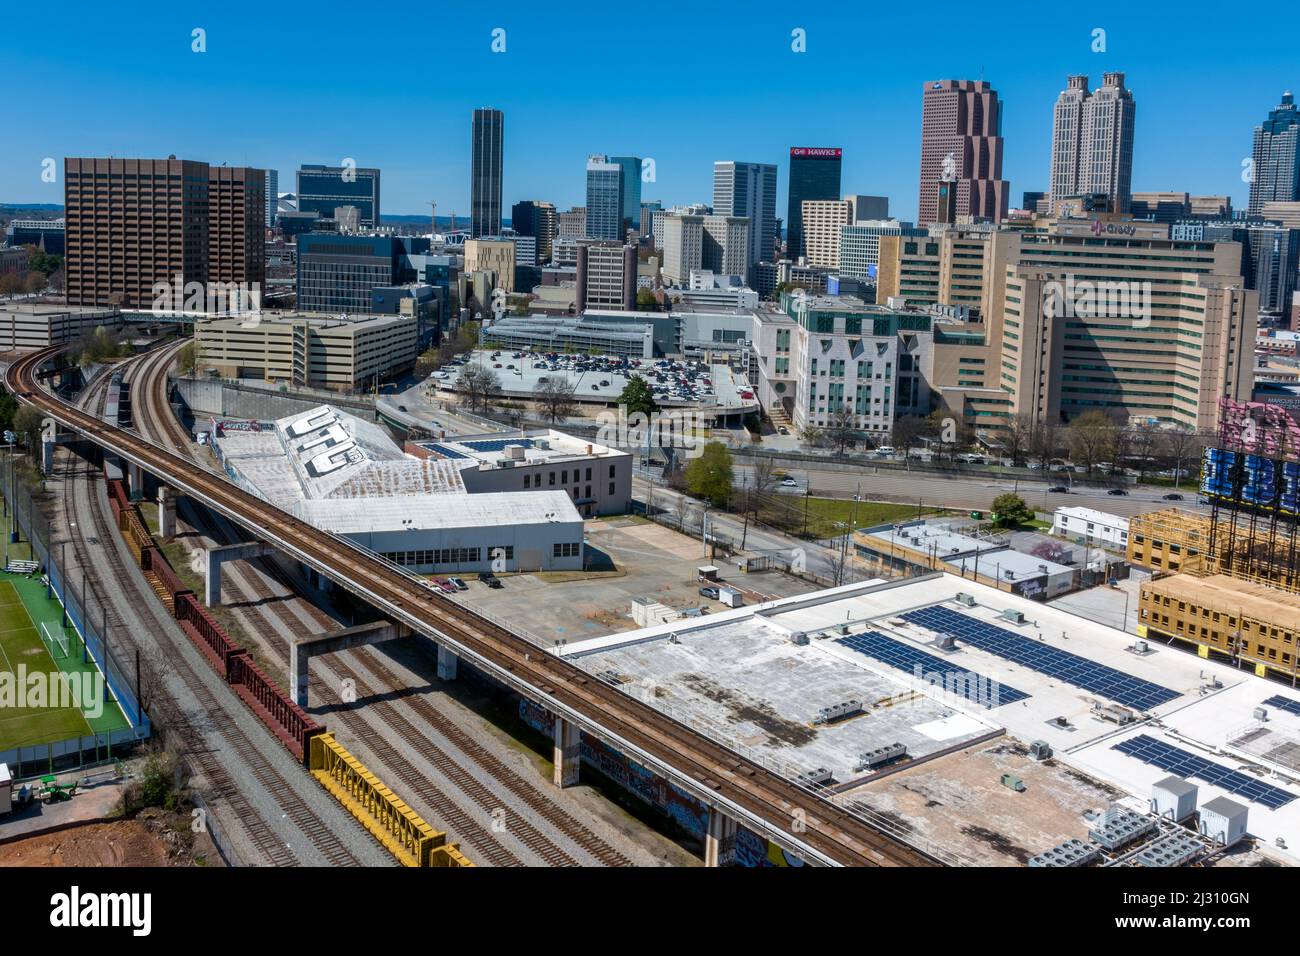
<box><xmin>918</xmin><ymin>80</ymin><xmax>1009</xmax><ymax>227</ymax></box>
<box><xmin>265</xmin><ymin>169</ymin><xmax>278</xmax><ymax>228</ymax></box>
<box><xmin>786</xmin><ymin>147</ymin><xmax>841</xmax><ymax>261</ymax></box>
<box><xmin>576</xmin><ymin>241</ymin><xmax>637</xmax><ymax>312</ymax></box>
<box><xmin>800</xmin><ymin>200</ymin><xmax>851</xmax><ymax>268</ymax></box>
<box><xmin>471</xmin><ymin>108</ymin><xmax>505</xmax><ymax>238</ymax></box>
<box><xmin>558</xmin><ymin>208</ymin><xmax>586</xmax><ymax>238</ymax></box>
<box><xmin>208</xmin><ymin>166</ymin><xmax>266</xmax><ymax>294</ymax></box>
<box><xmin>511</xmin><ymin>200</ymin><xmax>558</xmax><ymax>263</ymax></box>
<box><xmin>845</xmin><ymin>195</ymin><xmax>889</xmax><ymax>223</ymax></box>
<box><xmin>297</xmin><ymin>164</ymin><xmax>381</xmax><ymax>228</ymax></box>
<box><xmin>585</xmin><ymin>156</ymin><xmax>624</xmax><ymax>240</ymax></box>
<box><xmin>66</xmin><ymin>157</ymin><xmax>265</xmax><ymax>310</ymax></box>
<box><xmin>610</xmin><ymin>156</ymin><xmax>642</xmax><ymax>233</ymax></box>
<box><xmin>713</xmin><ymin>161</ymin><xmax>778</xmax><ymax>273</ymax></box>
<box><xmin>1249</xmin><ymin>91</ymin><xmax>1300</xmax><ymax>216</ymax></box>
<box><xmin>701</xmin><ymin>215</ymin><xmax>749</xmax><ymax>278</ymax></box>
<box><xmin>639</xmin><ymin>200</ymin><xmax>662</xmax><ymax>240</ymax></box>
<box><xmin>662</xmin><ymin>214</ymin><xmax>704</xmax><ymax>283</ymax></box>
<box><xmin>296</xmin><ymin>234</ymin><xmax>427</xmax><ymax>313</ymax></box>
<box><xmin>1048</xmin><ymin>73</ymin><xmax>1136</xmax><ymax>212</ymax></box>
<box><xmin>65</xmin><ymin>157</ymin><xmax>209</xmax><ymax>309</ymax></box>
<box><xmin>840</xmin><ymin>220</ymin><xmax>926</xmax><ymax>282</ymax></box>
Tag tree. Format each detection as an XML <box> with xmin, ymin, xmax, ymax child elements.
<box><xmin>177</xmin><ymin>340</ymin><xmax>199</xmax><ymax>377</ymax></box>
<box><xmin>1067</xmin><ymin>410</ymin><xmax>1120</xmax><ymax>476</ymax></box>
<box><xmin>1031</xmin><ymin>420</ymin><xmax>1063</xmax><ymax>470</ymax></box>
<box><xmin>1002</xmin><ymin>413</ymin><xmax>1038</xmax><ymax>467</ymax></box>
<box><xmin>890</xmin><ymin>414</ymin><xmax>929</xmax><ymax>456</ymax></box>
<box><xmin>12</xmin><ymin>405</ymin><xmax>44</xmax><ymax>456</ymax></box>
<box><xmin>0</xmin><ymin>390</ymin><xmax>17</xmax><ymax>435</ymax></box>
<box><xmin>456</xmin><ymin>364</ymin><xmax>501</xmax><ymax>412</ymax></box>
<box><xmin>23</xmin><ymin>271</ymin><xmax>46</xmax><ymax>295</ymax></box>
<box><xmin>535</xmin><ymin>376</ymin><xmax>578</xmax><ymax>424</ymax></box>
<box><xmin>1159</xmin><ymin>425</ymin><xmax>1205</xmax><ymax>491</ymax></box>
<box><xmin>635</xmin><ymin>288</ymin><xmax>660</xmax><ymax>312</ymax></box>
<box><xmin>0</xmin><ymin>273</ymin><xmax>22</xmax><ymax>297</ymax></box>
<box><xmin>1123</xmin><ymin>421</ymin><xmax>1161</xmax><ymax>481</ymax></box>
<box><xmin>823</xmin><ymin>403</ymin><xmax>859</xmax><ymax>456</ymax></box>
<box><xmin>616</xmin><ymin>375</ymin><xmax>658</xmax><ymax>418</ymax></box>
<box><xmin>684</xmin><ymin>442</ymin><xmax>734</xmax><ymax>507</ymax></box>
<box><xmin>991</xmin><ymin>492</ymin><xmax>1032</xmax><ymax>528</ymax></box>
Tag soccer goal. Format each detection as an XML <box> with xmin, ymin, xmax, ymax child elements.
<box><xmin>40</xmin><ymin>621</ymin><xmax>71</xmax><ymax>660</ymax></box>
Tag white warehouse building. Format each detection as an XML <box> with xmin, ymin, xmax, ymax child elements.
<box><xmin>211</xmin><ymin>404</ymin><xmax>585</xmax><ymax>573</ymax></box>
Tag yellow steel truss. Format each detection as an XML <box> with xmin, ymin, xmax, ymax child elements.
<box><xmin>308</xmin><ymin>733</ymin><xmax>472</xmax><ymax>868</ymax></box>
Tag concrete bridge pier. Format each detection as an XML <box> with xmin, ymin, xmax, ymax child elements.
<box><xmin>288</xmin><ymin>620</ymin><xmax>411</xmax><ymax>708</ymax></box>
<box><xmin>127</xmin><ymin>462</ymin><xmax>145</xmax><ymax>501</ymax></box>
<box><xmin>158</xmin><ymin>486</ymin><xmax>180</xmax><ymax>540</ymax></box>
<box><xmin>704</xmin><ymin>807</ymin><xmax>739</xmax><ymax>867</ymax></box>
<box><xmin>436</xmin><ymin>645</ymin><xmax>458</xmax><ymax>681</ymax></box>
<box><xmin>206</xmin><ymin>540</ymin><xmax>273</xmax><ymax>607</ymax></box>
<box><xmin>552</xmin><ymin>717</ymin><xmax>581</xmax><ymax>788</ymax></box>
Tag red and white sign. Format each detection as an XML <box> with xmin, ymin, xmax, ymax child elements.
<box><xmin>789</xmin><ymin>147</ymin><xmax>842</xmax><ymax>158</ymax></box>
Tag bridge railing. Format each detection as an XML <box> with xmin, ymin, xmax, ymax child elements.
<box><xmin>174</xmin><ymin>592</ymin><xmax>245</xmax><ymax>679</ymax></box>
<box><xmin>227</xmin><ymin>651</ymin><xmax>323</xmax><ymax>763</ymax></box>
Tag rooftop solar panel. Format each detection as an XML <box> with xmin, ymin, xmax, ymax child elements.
<box><xmin>1113</xmin><ymin>734</ymin><xmax>1296</xmax><ymax>810</ymax></box>
<box><xmin>460</xmin><ymin>438</ymin><xmax>537</xmax><ymax>453</ymax></box>
<box><xmin>425</xmin><ymin>443</ymin><xmax>468</xmax><ymax>460</ymax></box>
<box><xmin>837</xmin><ymin>631</ymin><xmax>1030</xmax><ymax>709</ymax></box>
<box><xmin>900</xmin><ymin>605</ymin><xmax>1180</xmax><ymax>711</ymax></box>
<box><xmin>1263</xmin><ymin>695</ymin><xmax>1300</xmax><ymax>718</ymax></box>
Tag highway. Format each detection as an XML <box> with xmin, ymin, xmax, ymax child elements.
<box><xmin>10</xmin><ymin>345</ymin><xmax>937</xmax><ymax>868</ymax></box>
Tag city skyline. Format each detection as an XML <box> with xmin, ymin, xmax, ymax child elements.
<box><xmin>2</xmin><ymin>3</ymin><xmax>1295</xmax><ymax>219</ymax></box>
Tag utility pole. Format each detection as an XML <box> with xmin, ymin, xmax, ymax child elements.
<box><xmin>428</xmin><ymin>200</ymin><xmax>437</xmax><ymax>239</ymax></box>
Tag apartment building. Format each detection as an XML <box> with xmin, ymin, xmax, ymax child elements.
<box><xmin>576</xmin><ymin>241</ymin><xmax>637</xmax><ymax>311</ymax></box>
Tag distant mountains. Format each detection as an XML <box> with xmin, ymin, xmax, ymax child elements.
<box><xmin>1</xmin><ymin>203</ymin><xmax>63</xmax><ymax>215</ymax></box>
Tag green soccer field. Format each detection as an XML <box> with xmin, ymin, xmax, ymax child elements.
<box><xmin>0</xmin><ymin>574</ymin><xmax>132</xmax><ymax>752</ymax></box>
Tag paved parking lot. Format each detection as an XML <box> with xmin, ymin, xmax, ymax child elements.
<box><xmin>455</xmin><ymin>517</ymin><xmax>816</xmax><ymax>647</ymax></box>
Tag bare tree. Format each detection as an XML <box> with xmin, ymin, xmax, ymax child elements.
<box><xmin>1068</xmin><ymin>410</ymin><xmax>1120</xmax><ymax>476</ymax></box>
<box><xmin>1124</xmin><ymin>421</ymin><xmax>1161</xmax><ymax>481</ymax></box>
<box><xmin>1032</xmin><ymin>420</ymin><xmax>1063</xmax><ymax>470</ymax></box>
<box><xmin>535</xmin><ymin>376</ymin><xmax>578</xmax><ymax>424</ymax></box>
<box><xmin>823</xmin><ymin>402</ymin><xmax>859</xmax><ymax>456</ymax></box>
<box><xmin>1159</xmin><ymin>426</ymin><xmax>1207</xmax><ymax>491</ymax></box>
<box><xmin>1003</xmin><ymin>413</ymin><xmax>1037</xmax><ymax>467</ymax></box>
<box><xmin>456</xmin><ymin>364</ymin><xmax>501</xmax><ymax>413</ymax></box>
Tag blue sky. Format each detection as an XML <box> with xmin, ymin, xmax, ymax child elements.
<box><xmin>3</xmin><ymin>1</ymin><xmax>1296</xmax><ymax>220</ymax></box>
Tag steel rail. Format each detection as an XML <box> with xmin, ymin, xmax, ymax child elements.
<box><xmin>9</xmin><ymin>345</ymin><xmax>938</xmax><ymax>867</ymax></box>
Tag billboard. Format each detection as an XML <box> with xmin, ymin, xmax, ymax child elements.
<box><xmin>789</xmin><ymin>147</ymin><xmax>842</xmax><ymax>159</ymax></box>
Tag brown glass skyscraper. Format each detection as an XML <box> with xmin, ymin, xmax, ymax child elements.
<box><xmin>65</xmin><ymin>158</ymin><xmax>265</xmax><ymax>309</ymax></box>
<box><xmin>918</xmin><ymin>80</ymin><xmax>1009</xmax><ymax>227</ymax></box>
<box><xmin>471</xmin><ymin>108</ymin><xmax>504</xmax><ymax>238</ymax></box>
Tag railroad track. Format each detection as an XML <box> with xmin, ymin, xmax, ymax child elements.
<box><xmin>56</xmin><ymin>367</ymin><xmax>369</xmax><ymax>867</ymax></box>
<box><xmin>12</xmin><ymin>345</ymin><xmax>938</xmax><ymax>867</ymax></box>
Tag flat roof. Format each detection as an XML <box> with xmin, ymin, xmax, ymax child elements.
<box><xmin>1054</xmin><ymin>506</ymin><xmax>1129</xmax><ymax>528</ymax></box>
<box><xmin>562</xmin><ymin>572</ymin><xmax>1300</xmax><ymax>863</ymax></box>
<box><xmin>419</xmin><ymin>429</ymin><xmax>629</xmax><ymax>467</ymax></box>
<box><xmin>295</xmin><ymin>489</ymin><xmax>582</xmax><ymax>532</ymax></box>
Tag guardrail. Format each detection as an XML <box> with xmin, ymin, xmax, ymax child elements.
<box><xmin>174</xmin><ymin>592</ymin><xmax>245</xmax><ymax>679</ymax></box>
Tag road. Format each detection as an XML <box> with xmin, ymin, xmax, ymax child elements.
<box><xmin>731</xmin><ymin>463</ymin><xmax>1201</xmax><ymax>518</ymax></box>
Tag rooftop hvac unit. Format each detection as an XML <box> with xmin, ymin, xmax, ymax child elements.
<box><xmin>814</xmin><ymin>699</ymin><xmax>863</xmax><ymax>725</ymax></box>
<box><xmin>1092</xmin><ymin>702</ymin><xmax>1137</xmax><ymax>725</ymax></box>
<box><xmin>1028</xmin><ymin>838</ymin><xmax>1101</xmax><ymax>868</ymax></box>
<box><xmin>934</xmin><ymin>634</ymin><xmax>957</xmax><ymax>651</ymax></box>
<box><xmin>794</xmin><ymin>767</ymin><xmax>833</xmax><ymax>787</ymax></box>
<box><xmin>1000</xmin><ymin>608</ymin><xmax>1025</xmax><ymax>625</ymax></box>
<box><xmin>1199</xmin><ymin>796</ymin><xmax>1249</xmax><ymax>847</ymax></box>
<box><xmin>789</xmin><ymin>631</ymin><xmax>809</xmax><ymax>646</ymax></box>
<box><xmin>1151</xmin><ymin>776</ymin><xmax>1198</xmax><ymax>822</ymax></box>
<box><xmin>1254</xmin><ymin>706</ymin><xmax>1269</xmax><ymax>722</ymax></box>
<box><xmin>955</xmin><ymin>593</ymin><xmax>977</xmax><ymax>607</ymax></box>
<box><xmin>837</xmin><ymin>623</ymin><xmax>850</xmax><ymax>635</ymax></box>
<box><xmin>1088</xmin><ymin>808</ymin><xmax>1156</xmax><ymax>851</ymax></box>
<box><xmin>1000</xmin><ymin>773</ymin><xmax>1026</xmax><ymax>792</ymax></box>
<box><xmin>1135</xmin><ymin>831</ymin><xmax>1205</xmax><ymax>868</ymax></box>
<box><xmin>854</xmin><ymin>742</ymin><xmax>907</xmax><ymax>772</ymax></box>
<box><xmin>1029</xmin><ymin>740</ymin><xmax>1053</xmax><ymax>761</ymax></box>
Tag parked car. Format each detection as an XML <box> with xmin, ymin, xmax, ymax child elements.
<box><xmin>699</xmin><ymin>585</ymin><xmax>721</xmax><ymax>600</ymax></box>
<box><xmin>431</xmin><ymin>578</ymin><xmax>456</xmax><ymax>594</ymax></box>
<box><xmin>1107</xmin><ymin>488</ymin><xmax>1129</xmax><ymax>496</ymax></box>
<box><xmin>1162</xmin><ymin>493</ymin><xmax>1185</xmax><ymax>501</ymax></box>
<box><xmin>778</xmin><ymin>426</ymin><xmax>789</xmax><ymax>435</ymax></box>
<box><xmin>781</xmin><ymin>477</ymin><xmax>798</xmax><ymax>487</ymax></box>
<box><xmin>449</xmin><ymin>577</ymin><xmax>468</xmax><ymax>591</ymax></box>
<box><xmin>477</xmin><ymin>571</ymin><xmax>503</xmax><ymax>588</ymax></box>
<box><xmin>1047</xmin><ymin>485</ymin><xmax>1069</xmax><ymax>494</ymax></box>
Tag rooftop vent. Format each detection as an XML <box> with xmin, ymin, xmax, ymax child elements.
<box><xmin>955</xmin><ymin>593</ymin><xmax>976</xmax><ymax>607</ymax></box>
<box><xmin>1000</xmin><ymin>608</ymin><xmax>1025</xmax><ymax>625</ymax></box>
<box><xmin>855</xmin><ymin>742</ymin><xmax>907</xmax><ymax>772</ymax></box>
<box><xmin>1029</xmin><ymin>740</ymin><xmax>1053</xmax><ymax>761</ymax></box>
<box><xmin>814</xmin><ymin>699</ymin><xmax>863</xmax><ymax>725</ymax></box>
